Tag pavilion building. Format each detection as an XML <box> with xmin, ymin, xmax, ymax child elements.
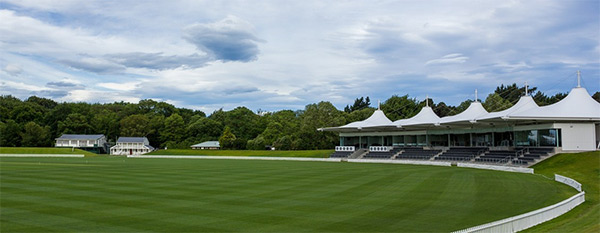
<box><xmin>320</xmin><ymin>81</ymin><xmax>600</xmax><ymax>154</ymax></box>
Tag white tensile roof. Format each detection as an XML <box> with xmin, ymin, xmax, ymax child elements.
<box><xmin>341</xmin><ymin>109</ymin><xmax>392</xmax><ymax>129</ymax></box>
<box><xmin>504</xmin><ymin>87</ymin><xmax>600</xmax><ymax>120</ymax></box>
<box><xmin>320</xmin><ymin>85</ymin><xmax>599</xmax><ymax>132</ymax></box>
<box><xmin>320</xmin><ymin>109</ymin><xmax>392</xmax><ymax>131</ymax></box>
<box><xmin>437</xmin><ymin>101</ymin><xmax>489</xmax><ymax>125</ymax></box>
<box><xmin>393</xmin><ymin>106</ymin><xmax>441</xmax><ymax>127</ymax></box>
<box><xmin>477</xmin><ymin>95</ymin><xmax>539</xmax><ymax>121</ymax></box>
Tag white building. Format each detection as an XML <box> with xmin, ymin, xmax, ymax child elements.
<box><xmin>55</xmin><ymin>134</ymin><xmax>106</xmax><ymax>153</ymax></box>
<box><xmin>110</xmin><ymin>137</ymin><xmax>154</xmax><ymax>155</ymax></box>
<box><xmin>191</xmin><ymin>141</ymin><xmax>220</xmax><ymax>149</ymax></box>
<box><xmin>321</xmin><ymin>79</ymin><xmax>600</xmax><ymax>153</ymax></box>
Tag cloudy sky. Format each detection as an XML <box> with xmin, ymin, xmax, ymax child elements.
<box><xmin>1</xmin><ymin>0</ymin><xmax>599</xmax><ymax>113</ymax></box>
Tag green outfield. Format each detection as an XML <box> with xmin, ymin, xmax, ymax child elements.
<box><xmin>0</xmin><ymin>156</ymin><xmax>577</xmax><ymax>232</ymax></box>
<box><xmin>148</xmin><ymin>149</ymin><xmax>334</xmax><ymax>158</ymax></box>
<box><xmin>525</xmin><ymin>151</ymin><xmax>599</xmax><ymax>233</ymax></box>
<box><xmin>0</xmin><ymin>147</ymin><xmax>97</xmax><ymax>156</ymax></box>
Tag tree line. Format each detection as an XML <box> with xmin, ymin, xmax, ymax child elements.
<box><xmin>1</xmin><ymin>83</ymin><xmax>598</xmax><ymax>150</ymax></box>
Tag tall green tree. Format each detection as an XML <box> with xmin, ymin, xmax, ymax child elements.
<box><xmin>219</xmin><ymin>126</ymin><xmax>237</xmax><ymax>149</ymax></box>
<box><xmin>483</xmin><ymin>93</ymin><xmax>513</xmax><ymax>112</ymax></box>
<box><xmin>161</xmin><ymin>113</ymin><xmax>185</xmax><ymax>146</ymax></box>
<box><xmin>380</xmin><ymin>95</ymin><xmax>420</xmax><ymax>121</ymax></box>
<box><xmin>187</xmin><ymin>117</ymin><xmax>223</xmax><ymax>142</ymax></box>
<box><xmin>58</xmin><ymin>113</ymin><xmax>93</xmax><ymax>134</ymax></box>
<box><xmin>21</xmin><ymin>121</ymin><xmax>50</xmax><ymax>147</ymax></box>
<box><xmin>120</xmin><ymin>114</ymin><xmax>152</xmax><ymax>137</ymax></box>
<box><xmin>297</xmin><ymin>101</ymin><xmax>345</xmax><ymax>149</ymax></box>
<box><xmin>344</xmin><ymin>96</ymin><xmax>371</xmax><ymax>113</ymax></box>
<box><xmin>494</xmin><ymin>83</ymin><xmax>537</xmax><ymax>104</ymax></box>
<box><xmin>223</xmin><ymin>107</ymin><xmax>262</xmax><ymax>143</ymax></box>
<box><xmin>432</xmin><ymin>102</ymin><xmax>453</xmax><ymax>117</ymax></box>
<box><xmin>344</xmin><ymin>107</ymin><xmax>375</xmax><ymax>123</ymax></box>
<box><xmin>91</xmin><ymin>110</ymin><xmax>119</xmax><ymax>142</ymax></box>
<box><xmin>0</xmin><ymin>120</ymin><xmax>22</xmax><ymax>146</ymax></box>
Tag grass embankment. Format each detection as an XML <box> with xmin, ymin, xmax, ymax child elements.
<box><xmin>148</xmin><ymin>149</ymin><xmax>334</xmax><ymax>158</ymax></box>
<box><xmin>0</xmin><ymin>157</ymin><xmax>574</xmax><ymax>232</ymax></box>
<box><xmin>0</xmin><ymin>147</ymin><xmax>97</xmax><ymax>156</ymax></box>
<box><xmin>525</xmin><ymin>151</ymin><xmax>600</xmax><ymax>233</ymax></box>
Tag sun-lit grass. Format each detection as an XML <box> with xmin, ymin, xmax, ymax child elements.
<box><xmin>0</xmin><ymin>147</ymin><xmax>97</xmax><ymax>156</ymax></box>
<box><xmin>148</xmin><ymin>149</ymin><xmax>334</xmax><ymax>158</ymax></box>
<box><xmin>0</xmin><ymin>156</ymin><xmax>575</xmax><ymax>232</ymax></box>
<box><xmin>524</xmin><ymin>151</ymin><xmax>600</xmax><ymax>233</ymax></box>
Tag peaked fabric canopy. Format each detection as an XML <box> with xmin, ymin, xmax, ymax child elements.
<box><xmin>320</xmin><ymin>109</ymin><xmax>392</xmax><ymax>131</ymax></box>
<box><xmin>393</xmin><ymin>106</ymin><xmax>441</xmax><ymax>127</ymax></box>
<box><xmin>477</xmin><ymin>95</ymin><xmax>539</xmax><ymax>121</ymax></box>
<box><xmin>505</xmin><ymin>87</ymin><xmax>600</xmax><ymax>120</ymax></box>
<box><xmin>321</xmin><ymin>85</ymin><xmax>599</xmax><ymax>133</ymax></box>
<box><xmin>438</xmin><ymin>102</ymin><xmax>489</xmax><ymax>125</ymax></box>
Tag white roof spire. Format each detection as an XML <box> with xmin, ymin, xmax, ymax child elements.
<box><xmin>426</xmin><ymin>94</ymin><xmax>429</xmax><ymax>107</ymax></box>
<box><xmin>475</xmin><ymin>89</ymin><xmax>478</xmax><ymax>102</ymax></box>
<box><xmin>577</xmin><ymin>70</ymin><xmax>581</xmax><ymax>88</ymax></box>
<box><xmin>377</xmin><ymin>99</ymin><xmax>381</xmax><ymax>110</ymax></box>
<box><xmin>525</xmin><ymin>81</ymin><xmax>529</xmax><ymax>96</ymax></box>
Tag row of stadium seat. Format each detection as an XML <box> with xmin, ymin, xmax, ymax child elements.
<box><xmin>396</xmin><ymin>147</ymin><xmax>441</xmax><ymax>160</ymax></box>
<box><xmin>329</xmin><ymin>147</ymin><xmax>554</xmax><ymax>166</ymax></box>
<box><xmin>434</xmin><ymin>147</ymin><xmax>487</xmax><ymax>161</ymax></box>
<box><xmin>363</xmin><ymin>148</ymin><xmax>403</xmax><ymax>159</ymax></box>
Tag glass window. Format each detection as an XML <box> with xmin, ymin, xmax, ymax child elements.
<box><xmin>417</xmin><ymin>135</ymin><xmax>427</xmax><ymax>146</ymax></box>
<box><xmin>473</xmin><ymin>133</ymin><xmax>493</xmax><ymax>147</ymax></box>
<box><xmin>393</xmin><ymin>136</ymin><xmax>405</xmax><ymax>147</ymax></box>
<box><xmin>342</xmin><ymin>137</ymin><xmax>359</xmax><ymax>147</ymax></box>
<box><xmin>450</xmin><ymin>134</ymin><xmax>469</xmax><ymax>147</ymax></box>
<box><xmin>515</xmin><ymin>131</ymin><xmax>530</xmax><ymax>146</ymax></box>
<box><xmin>384</xmin><ymin>136</ymin><xmax>393</xmax><ymax>146</ymax></box>
<box><xmin>368</xmin><ymin>136</ymin><xmax>381</xmax><ymax>146</ymax></box>
<box><xmin>528</xmin><ymin>130</ymin><xmax>538</xmax><ymax>146</ymax></box>
<box><xmin>429</xmin><ymin>134</ymin><xmax>448</xmax><ymax>147</ymax></box>
<box><xmin>538</xmin><ymin>129</ymin><xmax>557</xmax><ymax>146</ymax></box>
<box><xmin>405</xmin><ymin>135</ymin><xmax>417</xmax><ymax>146</ymax></box>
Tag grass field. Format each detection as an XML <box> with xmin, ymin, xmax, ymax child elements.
<box><xmin>148</xmin><ymin>149</ymin><xmax>334</xmax><ymax>158</ymax></box>
<box><xmin>0</xmin><ymin>156</ymin><xmax>576</xmax><ymax>232</ymax></box>
<box><xmin>525</xmin><ymin>151</ymin><xmax>600</xmax><ymax>233</ymax></box>
<box><xmin>0</xmin><ymin>147</ymin><xmax>97</xmax><ymax>156</ymax></box>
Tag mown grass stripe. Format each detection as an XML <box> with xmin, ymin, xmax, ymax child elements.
<box><xmin>1</xmin><ymin>156</ymin><xmax>577</xmax><ymax>232</ymax></box>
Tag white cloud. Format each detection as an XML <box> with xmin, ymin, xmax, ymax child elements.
<box><xmin>0</xmin><ymin>0</ymin><xmax>598</xmax><ymax>111</ymax></box>
<box><xmin>97</xmin><ymin>82</ymin><xmax>141</xmax><ymax>91</ymax></box>
<box><xmin>60</xmin><ymin>89</ymin><xmax>140</xmax><ymax>103</ymax></box>
<box><xmin>2</xmin><ymin>64</ymin><xmax>22</xmax><ymax>76</ymax></box>
<box><xmin>426</xmin><ymin>53</ymin><xmax>470</xmax><ymax>65</ymax></box>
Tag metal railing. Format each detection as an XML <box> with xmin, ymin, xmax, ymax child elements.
<box><xmin>435</xmin><ymin>156</ymin><xmax>474</xmax><ymax>162</ymax></box>
<box><xmin>335</xmin><ymin>146</ymin><xmax>355</xmax><ymax>152</ymax></box>
<box><xmin>395</xmin><ymin>155</ymin><xmax>434</xmax><ymax>160</ymax></box>
<box><xmin>369</xmin><ymin>146</ymin><xmax>392</xmax><ymax>152</ymax></box>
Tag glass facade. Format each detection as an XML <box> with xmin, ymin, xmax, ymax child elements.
<box><xmin>429</xmin><ymin>134</ymin><xmax>448</xmax><ymax>147</ymax></box>
<box><xmin>393</xmin><ymin>136</ymin><xmax>404</xmax><ymax>147</ymax></box>
<box><xmin>513</xmin><ymin>129</ymin><xmax>559</xmax><ymax>147</ymax></box>
<box><xmin>340</xmin><ymin>128</ymin><xmax>560</xmax><ymax>148</ymax></box>
<box><xmin>450</xmin><ymin>134</ymin><xmax>470</xmax><ymax>147</ymax></box>
<box><xmin>472</xmin><ymin>133</ymin><xmax>493</xmax><ymax>147</ymax></box>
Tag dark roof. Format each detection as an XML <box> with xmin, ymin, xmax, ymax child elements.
<box><xmin>56</xmin><ymin>134</ymin><xmax>105</xmax><ymax>140</ymax></box>
<box><xmin>117</xmin><ymin>137</ymin><xmax>148</xmax><ymax>143</ymax></box>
